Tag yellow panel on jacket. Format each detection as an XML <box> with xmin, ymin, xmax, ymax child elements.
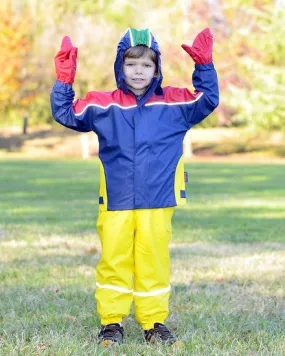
<box><xmin>98</xmin><ymin>158</ymin><xmax>108</xmax><ymax>211</ymax></box>
<box><xmin>174</xmin><ymin>155</ymin><xmax>187</xmax><ymax>205</ymax></box>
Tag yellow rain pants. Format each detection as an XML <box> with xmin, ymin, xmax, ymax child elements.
<box><xmin>95</xmin><ymin>207</ymin><xmax>174</xmax><ymax>330</ymax></box>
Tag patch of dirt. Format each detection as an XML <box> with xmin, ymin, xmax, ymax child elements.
<box><xmin>0</xmin><ymin>127</ymin><xmax>98</xmax><ymax>158</ymax></box>
<box><xmin>1</xmin><ymin>127</ymin><xmax>285</xmax><ymax>163</ymax></box>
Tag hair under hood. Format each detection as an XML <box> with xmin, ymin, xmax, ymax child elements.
<box><xmin>114</xmin><ymin>28</ymin><xmax>163</xmax><ymax>99</ymax></box>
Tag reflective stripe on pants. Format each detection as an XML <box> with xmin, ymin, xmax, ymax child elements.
<box><xmin>95</xmin><ymin>208</ymin><xmax>174</xmax><ymax>330</ymax></box>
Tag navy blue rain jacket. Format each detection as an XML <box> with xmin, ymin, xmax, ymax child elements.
<box><xmin>50</xmin><ymin>28</ymin><xmax>219</xmax><ymax>210</ymax></box>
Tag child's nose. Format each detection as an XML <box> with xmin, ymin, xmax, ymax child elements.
<box><xmin>135</xmin><ymin>66</ymin><xmax>142</xmax><ymax>74</ymax></box>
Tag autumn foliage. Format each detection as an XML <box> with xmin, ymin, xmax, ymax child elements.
<box><xmin>0</xmin><ymin>4</ymin><xmax>32</xmax><ymax>113</ymax></box>
<box><xmin>0</xmin><ymin>0</ymin><xmax>285</xmax><ymax>130</ymax></box>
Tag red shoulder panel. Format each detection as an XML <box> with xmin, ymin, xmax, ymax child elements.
<box><xmin>72</xmin><ymin>90</ymin><xmax>137</xmax><ymax>114</ymax></box>
<box><xmin>146</xmin><ymin>86</ymin><xmax>202</xmax><ymax>104</ymax></box>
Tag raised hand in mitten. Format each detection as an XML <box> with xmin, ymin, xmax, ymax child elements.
<box><xmin>54</xmin><ymin>36</ymin><xmax>78</xmax><ymax>84</ymax></box>
<box><xmin>181</xmin><ymin>28</ymin><xmax>213</xmax><ymax>64</ymax></box>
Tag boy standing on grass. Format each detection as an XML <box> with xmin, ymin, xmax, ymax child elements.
<box><xmin>51</xmin><ymin>27</ymin><xmax>219</xmax><ymax>347</ymax></box>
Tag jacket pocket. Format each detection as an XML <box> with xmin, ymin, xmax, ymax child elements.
<box><xmin>98</xmin><ymin>158</ymin><xmax>108</xmax><ymax>211</ymax></box>
<box><xmin>174</xmin><ymin>154</ymin><xmax>187</xmax><ymax>205</ymax></box>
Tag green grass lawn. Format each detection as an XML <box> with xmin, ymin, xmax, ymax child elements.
<box><xmin>1</xmin><ymin>159</ymin><xmax>285</xmax><ymax>355</ymax></box>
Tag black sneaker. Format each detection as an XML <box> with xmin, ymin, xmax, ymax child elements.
<box><xmin>144</xmin><ymin>323</ymin><xmax>180</xmax><ymax>345</ymax></box>
<box><xmin>98</xmin><ymin>323</ymin><xmax>124</xmax><ymax>347</ymax></box>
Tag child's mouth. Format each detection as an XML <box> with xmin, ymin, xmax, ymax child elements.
<box><xmin>133</xmin><ymin>79</ymin><xmax>144</xmax><ymax>82</ymax></box>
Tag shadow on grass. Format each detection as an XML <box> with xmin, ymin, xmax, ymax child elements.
<box><xmin>0</xmin><ymin>129</ymin><xmax>79</xmax><ymax>152</ymax></box>
<box><xmin>169</xmin><ymin>283</ymin><xmax>285</xmax><ymax>346</ymax></box>
<box><xmin>2</xmin><ymin>241</ymin><xmax>285</xmax><ymax>291</ymax></box>
<box><xmin>1</xmin><ymin>280</ymin><xmax>284</xmax><ymax>352</ymax></box>
<box><xmin>193</xmin><ymin>141</ymin><xmax>285</xmax><ymax>158</ymax></box>
<box><xmin>1</xmin><ymin>235</ymin><xmax>285</xmax><ymax>351</ymax></box>
<box><xmin>1</xmin><ymin>160</ymin><xmax>285</xmax><ymax>242</ymax></box>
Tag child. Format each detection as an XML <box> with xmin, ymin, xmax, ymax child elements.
<box><xmin>51</xmin><ymin>27</ymin><xmax>219</xmax><ymax>347</ymax></box>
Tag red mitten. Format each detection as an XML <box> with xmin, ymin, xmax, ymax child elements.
<box><xmin>181</xmin><ymin>28</ymin><xmax>213</xmax><ymax>64</ymax></box>
<box><xmin>54</xmin><ymin>36</ymin><xmax>78</xmax><ymax>84</ymax></box>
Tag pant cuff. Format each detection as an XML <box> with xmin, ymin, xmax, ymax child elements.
<box><xmin>101</xmin><ymin>317</ymin><xmax>123</xmax><ymax>325</ymax></box>
<box><xmin>141</xmin><ymin>318</ymin><xmax>165</xmax><ymax>330</ymax></box>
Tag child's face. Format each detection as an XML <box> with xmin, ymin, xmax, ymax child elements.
<box><xmin>123</xmin><ymin>56</ymin><xmax>156</xmax><ymax>95</ymax></box>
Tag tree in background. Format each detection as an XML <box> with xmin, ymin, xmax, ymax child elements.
<box><xmin>1</xmin><ymin>0</ymin><xmax>284</xmax><ymax>131</ymax></box>
<box><xmin>220</xmin><ymin>1</ymin><xmax>285</xmax><ymax>130</ymax></box>
<box><xmin>0</xmin><ymin>3</ymin><xmax>33</xmax><ymax>127</ymax></box>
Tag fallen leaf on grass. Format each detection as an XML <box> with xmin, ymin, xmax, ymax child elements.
<box><xmin>42</xmin><ymin>286</ymin><xmax>61</xmax><ymax>294</ymax></box>
<box><xmin>64</xmin><ymin>242</ymin><xmax>71</xmax><ymax>249</ymax></box>
<box><xmin>36</xmin><ymin>343</ymin><xmax>46</xmax><ymax>353</ymax></box>
<box><xmin>84</xmin><ymin>247</ymin><xmax>98</xmax><ymax>255</ymax></box>
<box><xmin>64</xmin><ymin>314</ymin><xmax>76</xmax><ymax>321</ymax></box>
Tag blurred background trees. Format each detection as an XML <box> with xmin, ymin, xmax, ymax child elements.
<box><xmin>0</xmin><ymin>0</ymin><xmax>284</xmax><ymax>131</ymax></box>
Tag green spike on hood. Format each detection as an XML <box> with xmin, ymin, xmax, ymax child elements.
<box><xmin>114</xmin><ymin>27</ymin><xmax>163</xmax><ymax>99</ymax></box>
<box><xmin>129</xmin><ymin>28</ymin><xmax>152</xmax><ymax>48</ymax></box>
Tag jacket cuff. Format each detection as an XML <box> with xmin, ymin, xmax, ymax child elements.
<box><xmin>54</xmin><ymin>80</ymin><xmax>74</xmax><ymax>93</ymax></box>
<box><xmin>195</xmin><ymin>63</ymin><xmax>214</xmax><ymax>71</ymax></box>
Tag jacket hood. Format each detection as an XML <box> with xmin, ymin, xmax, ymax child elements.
<box><xmin>114</xmin><ymin>28</ymin><xmax>163</xmax><ymax>99</ymax></box>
